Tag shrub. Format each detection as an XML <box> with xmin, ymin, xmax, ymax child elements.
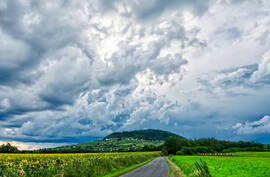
<box><xmin>195</xmin><ymin>146</ymin><xmax>213</xmax><ymax>153</ymax></box>
<box><xmin>181</xmin><ymin>146</ymin><xmax>197</xmax><ymax>155</ymax></box>
<box><xmin>161</xmin><ymin>146</ymin><xmax>168</xmax><ymax>156</ymax></box>
<box><xmin>176</xmin><ymin>150</ymin><xmax>185</xmax><ymax>155</ymax></box>
<box><xmin>244</xmin><ymin>147</ymin><xmax>264</xmax><ymax>152</ymax></box>
<box><xmin>222</xmin><ymin>147</ymin><xmax>242</xmax><ymax>153</ymax></box>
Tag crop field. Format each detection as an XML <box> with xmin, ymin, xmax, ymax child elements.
<box><xmin>170</xmin><ymin>152</ymin><xmax>270</xmax><ymax>177</ymax></box>
<box><xmin>0</xmin><ymin>151</ymin><xmax>160</xmax><ymax>177</ymax></box>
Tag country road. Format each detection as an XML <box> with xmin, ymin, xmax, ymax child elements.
<box><xmin>120</xmin><ymin>157</ymin><xmax>168</xmax><ymax>177</ymax></box>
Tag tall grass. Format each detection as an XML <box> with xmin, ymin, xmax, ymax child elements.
<box><xmin>194</xmin><ymin>159</ymin><xmax>212</xmax><ymax>177</ymax></box>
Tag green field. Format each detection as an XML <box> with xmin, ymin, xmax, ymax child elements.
<box><xmin>170</xmin><ymin>152</ymin><xmax>270</xmax><ymax>177</ymax></box>
<box><xmin>0</xmin><ymin>152</ymin><xmax>160</xmax><ymax>177</ymax></box>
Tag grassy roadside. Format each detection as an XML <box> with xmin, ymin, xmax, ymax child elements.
<box><xmin>102</xmin><ymin>157</ymin><xmax>156</xmax><ymax>177</ymax></box>
<box><xmin>166</xmin><ymin>157</ymin><xmax>185</xmax><ymax>177</ymax></box>
<box><xmin>170</xmin><ymin>152</ymin><xmax>270</xmax><ymax>177</ymax></box>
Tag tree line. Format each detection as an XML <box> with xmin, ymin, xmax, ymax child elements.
<box><xmin>1</xmin><ymin>137</ymin><xmax>270</xmax><ymax>154</ymax></box>
<box><xmin>162</xmin><ymin>136</ymin><xmax>270</xmax><ymax>155</ymax></box>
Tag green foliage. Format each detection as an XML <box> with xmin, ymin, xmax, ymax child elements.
<box><xmin>164</xmin><ymin>137</ymin><xmax>266</xmax><ymax>155</ymax></box>
<box><xmin>176</xmin><ymin>150</ymin><xmax>185</xmax><ymax>155</ymax></box>
<box><xmin>176</xmin><ymin>146</ymin><xmax>213</xmax><ymax>155</ymax></box>
<box><xmin>164</xmin><ymin>136</ymin><xmax>191</xmax><ymax>154</ymax></box>
<box><xmin>222</xmin><ymin>146</ymin><xmax>265</xmax><ymax>153</ymax></box>
<box><xmin>164</xmin><ymin>136</ymin><xmax>182</xmax><ymax>155</ymax></box>
<box><xmin>181</xmin><ymin>146</ymin><xmax>196</xmax><ymax>155</ymax></box>
<box><xmin>170</xmin><ymin>152</ymin><xmax>270</xmax><ymax>177</ymax></box>
<box><xmin>222</xmin><ymin>147</ymin><xmax>242</xmax><ymax>153</ymax></box>
<box><xmin>161</xmin><ymin>146</ymin><xmax>168</xmax><ymax>156</ymax></box>
<box><xmin>194</xmin><ymin>159</ymin><xmax>212</xmax><ymax>177</ymax></box>
<box><xmin>195</xmin><ymin>146</ymin><xmax>213</xmax><ymax>153</ymax></box>
<box><xmin>0</xmin><ymin>143</ymin><xmax>19</xmax><ymax>153</ymax></box>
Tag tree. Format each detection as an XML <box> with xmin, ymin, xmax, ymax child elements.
<box><xmin>0</xmin><ymin>143</ymin><xmax>19</xmax><ymax>153</ymax></box>
<box><xmin>164</xmin><ymin>136</ymin><xmax>183</xmax><ymax>154</ymax></box>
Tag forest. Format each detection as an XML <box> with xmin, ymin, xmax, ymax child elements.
<box><xmin>163</xmin><ymin>136</ymin><xmax>270</xmax><ymax>155</ymax></box>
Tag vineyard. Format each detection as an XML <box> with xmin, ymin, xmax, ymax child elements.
<box><xmin>0</xmin><ymin>152</ymin><xmax>160</xmax><ymax>177</ymax></box>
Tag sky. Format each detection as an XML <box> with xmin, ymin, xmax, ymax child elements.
<box><xmin>0</xmin><ymin>0</ymin><xmax>270</xmax><ymax>150</ymax></box>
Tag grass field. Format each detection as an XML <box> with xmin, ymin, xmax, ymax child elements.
<box><xmin>170</xmin><ymin>152</ymin><xmax>270</xmax><ymax>177</ymax></box>
<box><xmin>0</xmin><ymin>151</ymin><xmax>160</xmax><ymax>177</ymax></box>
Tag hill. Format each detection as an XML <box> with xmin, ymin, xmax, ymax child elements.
<box><xmin>37</xmin><ymin>129</ymin><xmax>184</xmax><ymax>153</ymax></box>
<box><xmin>103</xmin><ymin>129</ymin><xmax>184</xmax><ymax>141</ymax></box>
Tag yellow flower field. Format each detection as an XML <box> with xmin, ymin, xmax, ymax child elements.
<box><xmin>0</xmin><ymin>152</ymin><xmax>160</xmax><ymax>177</ymax></box>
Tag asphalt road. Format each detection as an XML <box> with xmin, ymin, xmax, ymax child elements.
<box><xmin>120</xmin><ymin>157</ymin><xmax>168</xmax><ymax>177</ymax></box>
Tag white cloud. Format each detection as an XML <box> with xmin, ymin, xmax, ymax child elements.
<box><xmin>233</xmin><ymin>116</ymin><xmax>270</xmax><ymax>135</ymax></box>
<box><xmin>251</xmin><ymin>51</ymin><xmax>270</xmax><ymax>83</ymax></box>
<box><xmin>1</xmin><ymin>0</ymin><xmax>270</xmax><ymax>147</ymax></box>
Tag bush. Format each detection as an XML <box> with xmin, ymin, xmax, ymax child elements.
<box><xmin>176</xmin><ymin>146</ymin><xmax>197</xmax><ymax>155</ymax></box>
<box><xmin>195</xmin><ymin>146</ymin><xmax>213</xmax><ymax>153</ymax></box>
<box><xmin>244</xmin><ymin>147</ymin><xmax>264</xmax><ymax>152</ymax></box>
<box><xmin>182</xmin><ymin>146</ymin><xmax>197</xmax><ymax>155</ymax></box>
<box><xmin>176</xmin><ymin>150</ymin><xmax>185</xmax><ymax>155</ymax></box>
<box><xmin>161</xmin><ymin>146</ymin><xmax>168</xmax><ymax>156</ymax></box>
<box><xmin>222</xmin><ymin>147</ymin><xmax>242</xmax><ymax>153</ymax></box>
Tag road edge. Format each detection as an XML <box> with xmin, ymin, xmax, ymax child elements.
<box><xmin>166</xmin><ymin>157</ymin><xmax>185</xmax><ymax>177</ymax></box>
<box><xmin>103</xmin><ymin>157</ymin><xmax>157</xmax><ymax>177</ymax></box>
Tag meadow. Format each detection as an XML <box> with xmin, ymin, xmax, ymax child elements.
<box><xmin>0</xmin><ymin>151</ymin><xmax>160</xmax><ymax>177</ymax></box>
<box><xmin>169</xmin><ymin>152</ymin><xmax>270</xmax><ymax>177</ymax></box>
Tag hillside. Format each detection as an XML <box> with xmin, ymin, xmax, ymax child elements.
<box><xmin>37</xmin><ymin>129</ymin><xmax>184</xmax><ymax>153</ymax></box>
<box><xmin>104</xmin><ymin>129</ymin><xmax>184</xmax><ymax>141</ymax></box>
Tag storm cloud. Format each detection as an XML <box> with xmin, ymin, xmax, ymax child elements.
<box><xmin>0</xmin><ymin>0</ymin><xmax>270</xmax><ymax>148</ymax></box>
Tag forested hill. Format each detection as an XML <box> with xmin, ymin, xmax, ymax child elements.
<box><xmin>29</xmin><ymin>129</ymin><xmax>184</xmax><ymax>153</ymax></box>
<box><xmin>103</xmin><ymin>129</ymin><xmax>184</xmax><ymax>141</ymax></box>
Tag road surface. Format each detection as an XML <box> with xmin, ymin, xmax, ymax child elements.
<box><xmin>120</xmin><ymin>157</ymin><xmax>168</xmax><ymax>177</ymax></box>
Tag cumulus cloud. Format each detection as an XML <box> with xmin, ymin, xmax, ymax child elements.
<box><xmin>251</xmin><ymin>51</ymin><xmax>270</xmax><ymax>84</ymax></box>
<box><xmin>1</xmin><ymin>0</ymin><xmax>270</xmax><ymax>147</ymax></box>
<box><xmin>233</xmin><ymin>116</ymin><xmax>270</xmax><ymax>135</ymax></box>
<box><xmin>198</xmin><ymin>64</ymin><xmax>258</xmax><ymax>90</ymax></box>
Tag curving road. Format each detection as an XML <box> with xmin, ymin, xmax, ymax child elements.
<box><xmin>120</xmin><ymin>157</ymin><xmax>168</xmax><ymax>177</ymax></box>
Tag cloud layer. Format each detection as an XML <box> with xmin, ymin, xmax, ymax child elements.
<box><xmin>1</xmin><ymin>0</ymin><xmax>270</xmax><ymax>148</ymax></box>
<box><xmin>233</xmin><ymin>116</ymin><xmax>270</xmax><ymax>135</ymax></box>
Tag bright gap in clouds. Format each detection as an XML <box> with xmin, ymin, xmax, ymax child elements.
<box><xmin>0</xmin><ymin>0</ymin><xmax>270</xmax><ymax>149</ymax></box>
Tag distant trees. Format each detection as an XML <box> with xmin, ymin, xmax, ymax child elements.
<box><xmin>142</xmin><ymin>144</ymin><xmax>162</xmax><ymax>151</ymax></box>
<box><xmin>163</xmin><ymin>136</ymin><xmax>267</xmax><ymax>155</ymax></box>
<box><xmin>0</xmin><ymin>143</ymin><xmax>19</xmax><ymax>153</ymax></box>
<box><xmin>163</xmin><ymin>136</ymin><xmax>190</xmax><ymax>154</ymax></box>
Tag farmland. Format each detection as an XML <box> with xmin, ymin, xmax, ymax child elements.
<box><xmin>169</xmin><ymin>152</ymin><xmax>270</xmax><ymax>177</ymax></box>
<box><xmin>0</xmin><ymin>151</ymin><xmax>160</xmax><ymax>177</ymax></box>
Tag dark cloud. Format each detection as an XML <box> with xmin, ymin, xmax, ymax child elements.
<box><xmin>1</xmin><ymin>0</ymin><xmax>270</xmax><ymax>147</ymax></box>
<box><xmin>99</xmin><ymin>0</ymin><xmax>212</xmax><ymax>20</ymax></box>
